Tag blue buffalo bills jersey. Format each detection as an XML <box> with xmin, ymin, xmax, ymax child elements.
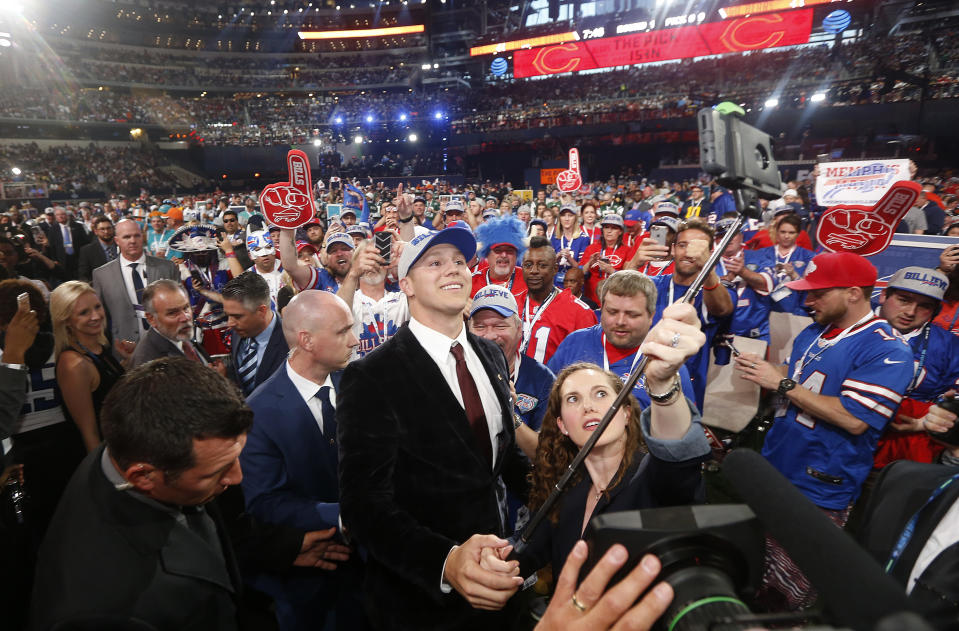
<box><xmin>762</xmin><ymin>315</ymin><xmax>913</xmax><ymax>509</ymax></box>
<box><xmin>899</xmin><ymin>322</ymin><xmax>959</xmax><ymax>402</ymax></box>
<box><xmin>514</xmin><ymin>353</ymin><xmax>555</xmax><ymax>431</ymax></box>
<box><xmin>717</xmin><ymin>252</ymin><xmax>774</xmax><ymax>342</ymax></box>
<box><xmin>551</xmin><ymin>232</ymin><xmax>590</xmax><ymax>288</ymax></box>
<box><xmin>547</xmin><ymin>324</ymin><xmax>696</xmax><ymax>410</ymax></box>
<box><xmin>651</xmin><ymin>274</ymin><xmax>736</xmax><ymax>408</ymax></box>
<box><xmin>298</xmin><ymin>266</ymin><xmax>340</xmax><ymax>294</ymax></box>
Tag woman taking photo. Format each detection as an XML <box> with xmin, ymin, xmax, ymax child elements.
<box><xmin>487</xmin><ymin>303</ymin><xmax>711</xmax><ymax>579</ymax></box>
<box><xmin>50</xmin><ymin>281</ymin><xmax>129</xmax><ymax>452</ymax></box>
<box><xmin>579</xmin><ymin>214</ymin><xmax>632</xmax><ymax>306</ymax></box>
<box><xmin>550</xmin><ymin>204</ymin><xmax>590</xmax><ymax>289</ymax></box>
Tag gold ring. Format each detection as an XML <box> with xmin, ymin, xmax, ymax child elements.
<box><xmin>571</xmin><ymin>593</ymin><xmax>588</xmax><ymax>612</ymax></box>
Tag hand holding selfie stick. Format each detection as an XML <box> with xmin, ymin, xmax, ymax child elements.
<box><xmin>511</xmin><ymin>105</ymin><xmax>778</xmax><ymax>558</ymax></box>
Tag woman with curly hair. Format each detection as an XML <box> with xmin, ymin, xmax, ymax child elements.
<box><xmin>489</xmin><ymin>303</ymin><xmax>712</xmax><ymax>578</ymax></box>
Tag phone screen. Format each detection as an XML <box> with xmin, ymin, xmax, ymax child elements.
<box><xmin>375</xmin><ymin>231</ymin><xmax>393</xmax><ymax>264</ymax></box>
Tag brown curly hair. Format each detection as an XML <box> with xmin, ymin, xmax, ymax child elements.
<box><xmin>529</xmin><ymin>362</ymin><xmax>647</xmax><ymax>523</ymax></box>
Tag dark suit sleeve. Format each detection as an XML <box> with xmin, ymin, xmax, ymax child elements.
<box><xmin>216</xmin><ymin>485</ymin><xmax>303</xmax><ymax>574</ymax></box>
<box><xmin>240</xmin><ymin>407</ymin><xmax>340</xmax><ymax>532</ymax></box>
<box><xmin>77</xmin><ymin>245</ymin><xmax>95</xmax><ymax>282</ymax></box>
<box><xmin>0</xmin><ymin>366</ymin><xmax>27</xmax><ymax>441</ymax></box>
<box><xmin>337</xmin><ymin>360</ymin><xmax>458</xmax><ymax>601</ymax></box>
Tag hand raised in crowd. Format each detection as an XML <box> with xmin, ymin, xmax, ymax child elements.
<box><xmin>735</xmin><ymin>352</ymin><xmax>787</xmax><ymax>390</ymax></box>
<box><xmin>939</xmin><ymin>244</ymin><xmax>959</xmax><ymax>273</ymax></box>
<box><xmin>293</xmin><ymin>527</ymin><xmax>352</xmax><ymax>570</ymax></box>
<box><xmin>3</xmin><ymin>305</ymin><xmax>39</xmax><ymax>364</ymax></box>
<box><xmin>681</xmin><ymin>237</ymin><xmax>710</xmax><ymax>271</ymax></box>
<box><xmin>444</xmin><ymin>534</ymin><xmax>523</xmax><ymax>610</ymax></box>
<box><xmin>632</xmin><ymin>238</ymin><xmax>670</xmax><ymax>266</ymax></box>
<box><xmin>348</xmin><ymin>241</ymin><xmax>386</xmax><ymax>279</ymax></box>
<box><xmin>113</xmin><ymin>339</ymin><xmax>137</xmax><ymax>363</ymax></box>
<box><xmin>217</xmin><ymin>232</ymin><xmax>234</xmax><ymax>254</ymax></box>
<box><xmin>394</xmin><ymin>182</ymin><xmax>413</xmax><ymax>221</ymax></box>
<box><xmin>535</xmin><ymin>541</ymin><xmax>673</xmax><ymax>631</ymax></box>
<box><xmin>722</xmin><ymin>254</ymin><xmax>744</xmax><ymax>276</ymax></box>
<box><xmin>640</xmin><ymin>302</ymin><xmax>706</xmax><ymax>386</ymax></box>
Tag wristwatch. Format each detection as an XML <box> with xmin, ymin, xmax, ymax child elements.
<box><xmin>777</xmin><ymin>378</ymin><xmax>798</xmax><ymax>396</ymax></box>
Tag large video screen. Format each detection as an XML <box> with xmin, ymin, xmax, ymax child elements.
<box><xmin>513</xmin><ymin>8</ymin><xmax>813</xmax><ymax>78</ymax></box>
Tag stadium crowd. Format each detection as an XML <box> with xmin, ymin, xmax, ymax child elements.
<box><xmin>3</xmin><ymin>160</ymin><xmax>959</xmax><ymax>630</ymax></box>
<box><xmin>0</xmin><ymin>26</ymin><xmax>955</xmax><ymax>147</ymax></box>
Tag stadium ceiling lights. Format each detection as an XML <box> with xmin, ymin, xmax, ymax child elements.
<box><xmin>764</xmin><ymin>98</ymin><xmax>779</xmax><ymax>108</ymax></box>
<box><xmin>298</xmin><ymin>24</ymin><xmax>424</xmax><ymax>39</ymax></box>
<box><xmin>408</xmin><ymin>133</ymin><xmax>418</xmax><ymax>142</ymax></box>
<box><xmin>810</xmin><ymin>92</ymin><xmax>826</xmax><ymax>103</ymax></box>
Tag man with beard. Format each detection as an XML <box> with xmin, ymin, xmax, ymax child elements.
<box><xmin>518</xmin><ymin>237</ymin><xmax>596</xmax><ymax>365</ymax></box>
<box><xmin>650</xmin><ymin>219</ymin><xmax>734</xmax><ymax>407</ymax></box>
<box><xmin>336</xmin><ymin>240</ymin><xmax>409</xmax><ymax>360</ymax></box>
<box><xmin>280</xmin><ymin>228</ymin><xmax>353</xmax><ymax>295</ymax></box>
<box><xmin>471</xmin><ymin>216</ymin><xmax>529</xmax><ymax>304</ymax></box>
<box><xmin>548</xmin><ymin>270</ymin><xmax>696</xmax><ymax>406</ymax></box>
<box><xmin>130</xmin><ymin>280</ymin><xmax>225</xmax><ymax>374</ymax></box>
<box><xmin>735</xmin><ymin>252</ymin><xmax>913</xmax><ymax>610</ymax></box>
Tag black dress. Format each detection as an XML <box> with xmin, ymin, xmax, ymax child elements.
<box><xmin>59</xmin><ymin>345</ymin><xmax>125</xmax><ymax>434</ymax></box>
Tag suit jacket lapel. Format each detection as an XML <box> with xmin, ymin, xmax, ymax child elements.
<box><xmin>395</xmin><ymin>326</ymin><xmax>489</xmax><ymax>471</ymax></box>
<box><xmin>274</xmin><ymin>369</ymin><xmax>337</xmax><ymax>479</ymax></box>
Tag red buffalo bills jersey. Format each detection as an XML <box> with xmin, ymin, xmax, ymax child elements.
<box><xmin>520</xmin><ymin>289</ymin><xmax>597</xmax><ymax>364</ymax></box>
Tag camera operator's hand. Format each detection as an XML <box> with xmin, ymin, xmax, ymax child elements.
<box><xmin>536</xmin><ymin>541</ymin><xmax>673</xmax><ymax>631</ymax></box>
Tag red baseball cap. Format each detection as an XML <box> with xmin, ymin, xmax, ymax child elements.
<box><xmin>786</xmin><ymin>252</ymin><xmax>877</xmax><ymax>290</ymax></box>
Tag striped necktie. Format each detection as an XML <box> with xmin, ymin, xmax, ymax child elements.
<box><xmin>129</xmin><ymin>262</ymin><xmax>148</xmax><ymax>331</ymax></box>
<box><xmin>237</xmin><ymin>339</ymin><xmax>259</xmax><ymax>396</ymax></box>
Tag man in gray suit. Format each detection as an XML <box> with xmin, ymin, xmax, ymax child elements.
<box><xmin>93</xmin><ymin>219</ymin><xmax>178</xmax><ymax>344</ymax></box>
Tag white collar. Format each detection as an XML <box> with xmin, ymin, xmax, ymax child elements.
<box><xmin>121</xmin><ymin>253</ymin><xmax>147</xmax><ymax>266</ymax></box>
<box><xmin>286</xmin><ymin>362</ymin><xmax>335</xmax><ymax>408</ymax></box>
<box><xmin>408</xmin><ymin>317</ymin><xmax>468</xmax><ymax>367</ymax></box>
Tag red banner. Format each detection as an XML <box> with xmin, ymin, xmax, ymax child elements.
<box><xmin>513</xmin><ymin>9</ymin><xmax>812</xmax><ymax>78</ymax></box>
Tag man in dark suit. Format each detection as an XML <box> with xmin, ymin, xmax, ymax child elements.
<box><xmin>31</xmin><ymin>358</ymin><xmax>351</xmax><ymax>631</ymax></box>
<box><xmin>77</xmin><ymin>215</ymin><xmax>117</xmax><ymax>282</ymax></box>
<box><xmin>130</xmin><ymin>279</ymin><xmax>221</xmax><ymax>371</ymax></box>
<box><xmin>222</xmin><ymin>272</ymin><xmax>288</xmax><ymax>397</ymax></box>
<box><xmin>31</xmin><ymin>358</ymin><xmax>251</xmax><ymax>630</ymax></box>
<box><xmin>45</xmin><ymin>207</ymin><xmax>89</xmax><ymax>279</ymax></box>
<box><xmin>242</xmin><ymin>289</ymin><xmax>363</xmax><ymax>630</ymax></box>
<box><xmin>93</xmin><ymin>219</ymin><xmax>179</xmax><ymax>344</ymax></box>
<box><xmin>338</xmin><ymin>226</ymin><xmax>531</xmax><ymax>630</ymax></box>
<box><xmin>858</xmin><ymin>401</ymin><xmax>959</xmax><ymax>627</ymax></box>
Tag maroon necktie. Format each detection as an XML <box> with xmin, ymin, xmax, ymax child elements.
<box><xmin>182</xmin><ymin>341</ymin><xmax>201</xmax><ymax>364</ymax></box>
<box><xmin>450</xmin><ymin>342</ymin><xmax>492</xmax><ymax>466</ymax></box>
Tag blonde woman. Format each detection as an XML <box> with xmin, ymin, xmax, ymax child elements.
<box><xmin>51</xmin><ymin>281</ymin><xmax>130</xmax><ymax>451</ymax></box>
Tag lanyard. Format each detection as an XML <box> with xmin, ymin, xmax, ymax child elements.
<box><xmin>905</xmin><ymin>324</ymin><xmax>932</xmax><ymax>394</ymax></box>
<box><xmin>793</xmin><ymin>312</ymin><xmax>877</xmax><ymax>380</ymax></box>
<box><xmin>775</xmin><ymin>246</ymin><xmax>796</xmax><ymax>265</ymax></box>
<box><xmin>519</xmin><ymin>289</ymin><xmax>558</xmax><ymax>353</ymax></box>
<box><xmin>885</xmin><ymin>473</ymin><xmax>959</xmax><ymax>574</ymax></box>
<box><xmin>601</xmin><ymin>334</ymin><xmax>644</xmax><ymax>377</ymax></box>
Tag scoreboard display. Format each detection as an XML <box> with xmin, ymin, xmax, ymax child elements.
<box><xmin>513</xmin><ymin>9</ymin><xmax>813</xmax><ymax>78</ymax></box>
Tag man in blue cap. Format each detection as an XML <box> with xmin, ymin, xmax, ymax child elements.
<box><xmin>338</xmin><ymin>226</ymin><xmax>530</xmax><ymax>630</ymax></box>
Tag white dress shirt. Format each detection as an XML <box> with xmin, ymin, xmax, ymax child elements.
<box><xmin>286</xmin><ymin>362</ymin><xmax>335</xmax><ymax>435</ymax></box>
<box><xmin>907</xmin><ymin>495</ymin><xmax>959</xmax><ymax>594</ymax></box>
<box><xmin>120</xmin><ymin>253</ymin><xmax>148</xmax><ymax>311</ymax></box>
<box><xmin>408</xmin><ymin>317</ymin><xmax>503</xmax><ymax>467</ymax></box>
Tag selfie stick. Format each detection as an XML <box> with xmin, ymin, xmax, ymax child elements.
<box><xmin>511</xmin><ymin>195</ymin><xmax>754</xmax><ymax>557</ymax></box>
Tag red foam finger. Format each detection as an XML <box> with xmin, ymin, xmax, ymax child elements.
<box><xmin>287</xmin><ymin>150</ymin><xmax>313</xmax><ymax>196</ymax></box>
<box><xmin>816</xmin><ymin>180</ymin><xmax>921</xmax><ymax>257</ymax></box>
